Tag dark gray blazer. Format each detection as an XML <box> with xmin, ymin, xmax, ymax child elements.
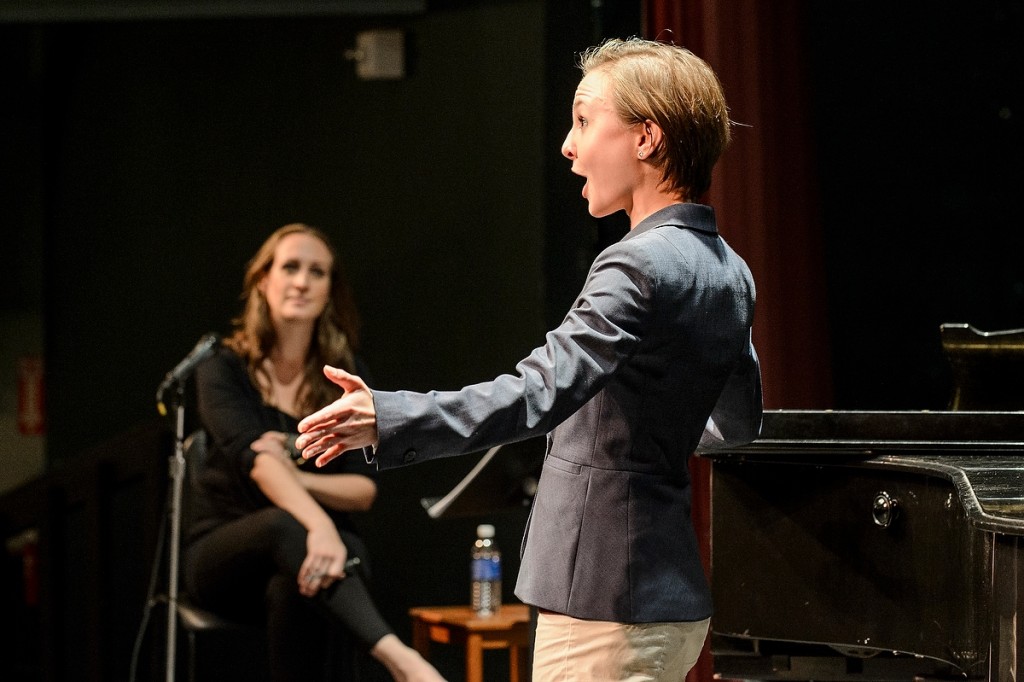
<box><xmin>372</xmin><ymin>202</ymin><xmax>762</xmax><ymax>623</ymax></box>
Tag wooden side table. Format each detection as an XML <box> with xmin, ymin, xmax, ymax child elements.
<box><xmin>408</xmin><ymin>604</ymin><xmax>532</xmax><ymax>682</ymax></box>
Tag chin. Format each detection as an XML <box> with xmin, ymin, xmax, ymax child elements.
<box><xmin>279</xmin><ymin>312</ymin><xmax>320</xmax><ymax>325</ymax></box>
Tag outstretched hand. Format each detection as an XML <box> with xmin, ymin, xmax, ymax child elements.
<box><xmin>295</xmin><ymin>365</ymin><xmax>379</xmax><ymax>467</ymax></box>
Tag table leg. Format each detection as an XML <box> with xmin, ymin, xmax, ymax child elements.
<box><xmin>508</xmin><ymin>644</ymin><xmax>530</xmax><ymax>682</ymax></box>
<box><xmin>411</xmin><ymin>619</ymin><xmax>430</xmax><ymax>661</ymax></box>
<box><xmin>465</xmin><ymin>633</ymin><xmax>484</xmax><ymax>682</ymax></box>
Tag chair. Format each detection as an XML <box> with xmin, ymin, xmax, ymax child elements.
<box><xmin>940</xmin><ymin>323</ymin><xmax>1024</xmax><ymax>410</ymax></box>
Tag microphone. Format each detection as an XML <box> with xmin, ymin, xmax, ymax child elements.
<box><xmin>155</xmin><ymin>332</ymin><xmax>221</xmax><ymax>415</ymax></box>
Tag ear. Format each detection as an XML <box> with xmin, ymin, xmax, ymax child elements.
<box><xmin>638</xmin><ymin>119</ymin><xmax>665</xmax><ymax>158</ymax></box>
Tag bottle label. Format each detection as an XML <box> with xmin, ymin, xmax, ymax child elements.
<box><xmin>472</xmin><ymin>557</ymin><xmax>501</xmax><ymax>581</ymax></box>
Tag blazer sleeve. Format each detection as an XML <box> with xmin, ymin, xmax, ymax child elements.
<box><xmin>370</xmin><ymin>239</ymin><xmax>658</xmax><ymax>470</ymax></box>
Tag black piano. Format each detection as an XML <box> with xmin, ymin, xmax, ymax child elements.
<box><xmin>704</xmin><ymin>409</ymin><xmax>1024</xmax><ymax>681</ymax></box>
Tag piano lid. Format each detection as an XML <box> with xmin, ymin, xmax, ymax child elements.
<box><xmin>739</xmin><ymin>409</ymin><xmax>1024</xmax><ymax>455</ymax></box>
<box><xmin>705</xmin><ymin>409</ymin><xmax>1024</xmax><ymax>532</ymax></box>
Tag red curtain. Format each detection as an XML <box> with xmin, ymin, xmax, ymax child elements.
<box><xmin>643</xmin><ymin>1</ymin><xmax>832</xmax><ymax>680</ymax></box>
<box><xmin>646</xmin><ymin>0</ymin><xmax>832</xmax><ymax>410</ymax></box>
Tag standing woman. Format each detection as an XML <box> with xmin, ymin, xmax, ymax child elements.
<box><xmin>297</xmin><ymin>38</ymin><xmax>763</xmax><ymax>682</ymax></box>
<box><xmin>185</xmin><ymin>224</ymin><xmax>445</xmax><ymax>682</ymax></box>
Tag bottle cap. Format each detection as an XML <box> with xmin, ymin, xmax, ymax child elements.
<box><xmin>477</xmin><ymin>524</ymin><xmax>495</xmax><ymax>538</ymax></box>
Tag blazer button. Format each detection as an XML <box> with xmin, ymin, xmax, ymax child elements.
<box><xmin>403</xmin><ymin>449</ymin><xmax>417</xmax><ymax>464</ymax></box>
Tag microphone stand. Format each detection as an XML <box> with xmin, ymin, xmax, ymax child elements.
<box><xmin>164</xmin><ymin>383</ymin><xmax>186</xmax><ymax>682</ymax></box>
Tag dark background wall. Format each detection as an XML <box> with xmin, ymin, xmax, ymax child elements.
<box><xmin>38</xmin><ymin>6</ymin><xmax>548</xmax><ymax>457</ymax></box>
<box><xmin>1</xmin><ymin>0</ymin><xmax>1022</xmax><ymax>680</ymax></box>
<box><xmin>806</xmin><ymin>1</ymin><xmax>1024</xmax><ymax>409</ymax></box>
<box><xmin>1</xmin><ymin>1</ymin><xmax>639</xmax><ymax>680</ymax></box>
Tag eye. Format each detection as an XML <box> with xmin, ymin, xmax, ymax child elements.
<box><xmin>577</xmin><ymin>116</ymin><xmax>587</xmax><ymax>128</ymax></box>
<box><xmin>281</xmin><ymin>260</ymin><xmax>300</xmax><ymax>272</ymax></box>
<box><xmin>310</xmin><ymin>267</ymin><xmax>327</xmax><ymax>278</ymax></box>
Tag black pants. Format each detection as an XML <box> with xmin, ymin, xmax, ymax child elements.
<box><xmin>185</xmin><ymin>507</ymin><xmax>392</xmax><ymax>682</ymax></box>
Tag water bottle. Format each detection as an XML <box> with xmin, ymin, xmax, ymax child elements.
<box><xmin>471</xmin><ymin>524</ymin><xmax>501</xmax><ymax>616</ymax></box>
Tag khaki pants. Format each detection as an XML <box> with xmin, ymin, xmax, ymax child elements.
<box><xmin>532</xmin><ymin>611</ymin><xmax>710</xmax><ymax>682</ymax></box>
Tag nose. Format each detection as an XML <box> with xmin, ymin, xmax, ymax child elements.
<box><xmin>561</xmin><ymin>129</ymin><xmax>575</xmax><ymax>160</ymax></box>
<box><xmin>294</xmin><ymin>269</ymin><xmax>310</xmax><ymax>289</ymax></box>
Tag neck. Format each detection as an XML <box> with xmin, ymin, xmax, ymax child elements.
<box><xmin>262</xmin><ymin>324</ymin><xmax>314</xmax><ymax>417</ymax></box>
<box><xmin>275</xmin><ymin>320</ymin><xmax>313</xmax><ymax>355</ymax></box>
<box><xmin>626</xmin><ymin>172</ymin><xmax>688</xmax><ymax>229</ymax></box>
<box><xmin>627</xmin><ymin>192</ymin><xmax>687</xmax><ymax>229</ymax></box>
<box><xmin>268</xmin><ymin>322</ymin><xmax>314</xmax><ymax>378</ymax></box>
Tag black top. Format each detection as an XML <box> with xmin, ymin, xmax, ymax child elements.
<box><xmin>187</xmin><ymin>345</ymin><xmax>378</xmax><ymax>544</ymax></box>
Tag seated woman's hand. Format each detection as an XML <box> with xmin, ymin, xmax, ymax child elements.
<box><xmin>299</xmin><ymin>523</ymin><xmax>349</xmax><ymax>597</ymax></box>
<box><xmin>250</xmin><ymin>431</ymin><xmax>294</xmax><ymax>465</ymax></box>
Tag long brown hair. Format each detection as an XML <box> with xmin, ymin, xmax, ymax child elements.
<box><xmin>224</xmin><ymin>223</ymin><xmax>362</xmax><ymax>414</ymax></box>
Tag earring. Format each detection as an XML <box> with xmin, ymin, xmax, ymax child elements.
<box><xmin>638</xmin><ymin>151</ymin><xmax>644</xmax><ymax>159</ymax></box>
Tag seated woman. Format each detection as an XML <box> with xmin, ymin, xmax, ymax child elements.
<box><xmin>184</xmin><ymin>223</ymin><xmax>445</xmax><ymax>682</ymax></box>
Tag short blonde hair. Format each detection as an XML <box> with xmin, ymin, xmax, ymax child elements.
<box><xmin>579</xmin><ymin>37</ymin><xmax>732</xmax><ymax>202</ymax></box>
